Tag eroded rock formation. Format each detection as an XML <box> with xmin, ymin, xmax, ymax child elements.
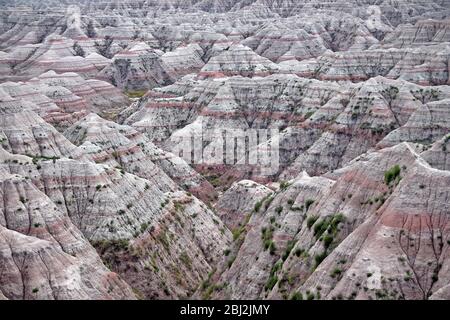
<box><xmin>1</xmin><ymin>0</ymin><xmax>450</xmax><ymax>301</ymax></box>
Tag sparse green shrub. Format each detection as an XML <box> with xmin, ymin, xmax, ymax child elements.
<box><xmin>269</xmin><ymin>241</ymin><xmax>277</xmax><ymax>255</ymax></box>
<box><xmin>304</xmin><ymin>111</ymin><xmax>315</xmax><ymax>119</ymax></box>
<box><xmin>290</xmin><ymin>291</ymin><xmax>303</xmax><ymax>300</ymax></box>
<box><xmin>254</xmin><ymin>200</ymin><xmax>262</xmax><ymax>212</ymax></box>
<box><xmin>282</xmin><ymin>240</ymin><xmax>295</xmax><ymax>261</ymax></box>
<box><xmin>306</xmin><ymin>291</ymin><xmax>315</xmax><ymax>300</ymax></box>
<box><xmin>265</xmin><ymin>275</ymin><xmax>278</xmax><ymax>291</ymax></box>
<box><xmin>314</xmin><ymin>214</ymin><xmax>345</xmax><ymax>240</ymax></box>
<box><xmin>305</xmin><ymin>199</ymin><xmax>315</xmax><ymax>211</ymax></box>
<box><xmin>323</xmin><ymin>234</ymin><xmax>334</xmax><ymax>249</ymax></box>
<box><xmin>330</xmin><ymin>268</ymin><xmax>342</xmax><ymax>278</ymax></box>
<box><xmin>174</xmin><ymin>201</ymin><xmax>184</xmax><ymax>212</ymax></box>
<box><xmin>307</xmin><ymin>216</ymin><xmax>318</xmax><ymax>229</ymax></box>
<box><xmin>227</xmin><ymin>255</ymin><xmax>236</xmax><ymax>268</ymax></box>
<box><xmin>232</xmin><ymin>226</ymin><xmax>245</xmax><ymax>241</ymax></box>
<box><xmin>280</xmin><ymin>181</ymin><xmax>290</xmax><ymax>190</ymax></box>
<box><xmin>125</xmin><ymin>90</ymin><xmax>148</xmax><ymax>99</ymax></box>
<box><xmin>179</xmin><ymin>252</ymin><xmax>192</xmax><ymax>270</ymax></box>
<box><xmin>264</xmin><ymin>196</ymin><xmax>274</xmax><ymax>210</ymax></box>
<box><xmin>140</xmin><ymin>222</ymin><xmax>148</xmax><ymax>233</ymax></box>
<box><xmin>261</xmin><ymin>226</ymin><xmax>274</xmax><ymax>250</ymax></box>
<box><xmin>295</xmin><ymin>248</ymin><xmax>305</xmax><ymax>257</ymax></box>
<box><xmin>314</xmin><ymin>251</ymin><xmax>327</xmax><ymax>267</ymax></box>
<box><xmin>384</xmin><ymin>165</ymin><xmax>401</xmax><ymax>185</ymax></box>
<box><xmin>265</xmin><ymin>261</ymin><xmax>282</xmax><ymax>291</ymax></box>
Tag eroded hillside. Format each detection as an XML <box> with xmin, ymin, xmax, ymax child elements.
<box><xmin>0</xmin><ymin>0</ymin><xmax>450</xmax><ymax>300</ymax></box>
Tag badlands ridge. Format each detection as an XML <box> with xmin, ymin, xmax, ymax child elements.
<box><xmin>0</xmin><ymin>0</ymin><xmax>450</xmax><ymax>300</ymax></box>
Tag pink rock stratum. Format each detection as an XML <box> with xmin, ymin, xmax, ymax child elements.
<box><xmin>0</xmin><ymin>0</ymin><xmax>450</xmax><ymax>300</ymax></box>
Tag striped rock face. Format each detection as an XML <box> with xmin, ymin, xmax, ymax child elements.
<box><xmin>1</xmin><ymin>0</ymin><xmax>450</xmax><ymax>301</ymax></box>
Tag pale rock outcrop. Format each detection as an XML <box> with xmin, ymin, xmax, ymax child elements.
<box><xmin>64</xmin><ymin>113</ymin><xmax>217</xmax><ymax>202</ymax></box>
<box><xmin>421</xmin><ymin>135</ymin><xmax>450</xmax><ymax>171</ymax></box>
<box><xmin>215</xmin><ymin>179</ymin><xmax>273</xmax><ymax>230</ymax></box>
<box><xmin>0</xmin><ymin>161</ymin><xmax>135</xmax><ymax>300</ymax></box>
<box><xmin>199</xmin><ymin>44</ymin><xmax>279</xmax><ymax>78</ymax></box>
<box><xmin>98</xmin><ymin>42</ymin><xmax>174</xmax><ymax>91</ymax></box>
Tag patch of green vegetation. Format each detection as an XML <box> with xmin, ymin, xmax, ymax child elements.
<box><xmin>294</xmin><ymin>248</ymin><xmax>305</xmax><ymax>257</ymax></box>
<box><xmin>91</xmin><ymin>239</ymin><xmax>130</xmax><ymax>252</ymax></box>
<box><xmin>330</xmin><ymin>268</ymin><xmax>342</xmax><ymax>278</ymax></box>
<box><xmin>265</xmin><ymin>261</ymin><xmax>282</xmax><ymax>291</ymax></box>
<box><xmin>261</xmin><ymin>226</ymin><xmax>275</xmax><ymax>251</ymax></box>
<box><xmin>179</xmin><ymin>251</ymin><xmax>192</xmax><ymax>270</ymax></box>
<box><xmin>232</xmin><ymin>225</ymin><xmax>246</xmax><ymax>241</ymax></box>
<box><xmin>323</xmin><ymin>234</ymin><xmax>334</xmax><ymax>249</ymax></box>
<box><xmin>306</xmin><ymin>216</ymin><xmax>318</xmax><ymax>229</ymax></box>
<box><xmin>200</xmin><ymin>269</ymin><xmax>217</xmax><ymax>299</ymax></box>
<box><xmin>207</xmin><ymin>175</ymin><xmax>221</xmax><ymax>187</ymax></box>
<box><xmin>140</xmin><ymin>222</ymin><xmax>148</xmax><ymax>233</ymax></box>
<box><xmin>264</xmin><ymin>195</ymin><xmax>274</xmax><ymax>210</ymax></box>
<box><xmin>279</xmin><ymin>181</ymin><xmax>291</xmax><ymax>190</ymax></box>
<box><xmin>290</xmin><ymin>291</ymin><xmax>303</xmax><ymax>300</ymax></box>
<box><xmin>282</xmin><ymin>240</ymin><xmax>295</xmax><ymax>261</ymax></box>
<box><xmin>305</xmin><ymin>199</ymin><xmax>315</xmax><ymax>211</ymax></box>
<box><xmin>254</xmin><ymin>200</ymin><xmax>263</xmax><ymax>212</ymax></box>
<box><xmin>232</xmin><ymin>214</ymin><xmax>252</xmax><ymax>241</ymax></box>
<box><xmin>313</xmin><ymin>213</ymin><xmax>345</xmax><ymax>241</ymax></box>
<box><xmin>265</xmin><ymin>275</ymin><xmax>278</xmax><ymax>292</ymax></box>
<box><xmin>268</xmin><ymin>241</ymin><xmax>277</xmax><ymax>255</ymax></box>
<box><xmin>384</xmin><ymin>165</ymin><xmax>401</xmax><ymax>185</ymax></box>
<box><xmin>160</xmin><ymin>199</ymin><xmax>169</xmax><ymax>208</ymax></box>
<box><xmin>157</xmin><ymin>229</ymin><xmax>169</xmax><ymax>249</ymax></box>
<box><xmin>30</xmin><ymin>155</ymin><xmax>60</xmax><ymax>164</ymax></box>
<box><xmin>314</xmin><ymin>251</ymin><xmax>327</xmax><ymax>268</ymax></box>
<box><xmin>227</xmin><ymin>255</ymin><xmax>237</xmax><ymax>268</ymax></box>
<box><xmin>306</xmin><ymin>291</ymin><xmax>315</xmax><ymax>300</ymax></box>
<box><xmin>125</xmin><ymin>90</ymin><xmax>147</xmax><ymax>99</ymax></box>
<box><xmin>442</xmin><ymin>135</ymin><xmax>450</xmax><ymax>152</ymax></box>
<box><xmin>304</xmin><ymin>111</ymin><xmax>315</xmax><ymax>119</ymax></box>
